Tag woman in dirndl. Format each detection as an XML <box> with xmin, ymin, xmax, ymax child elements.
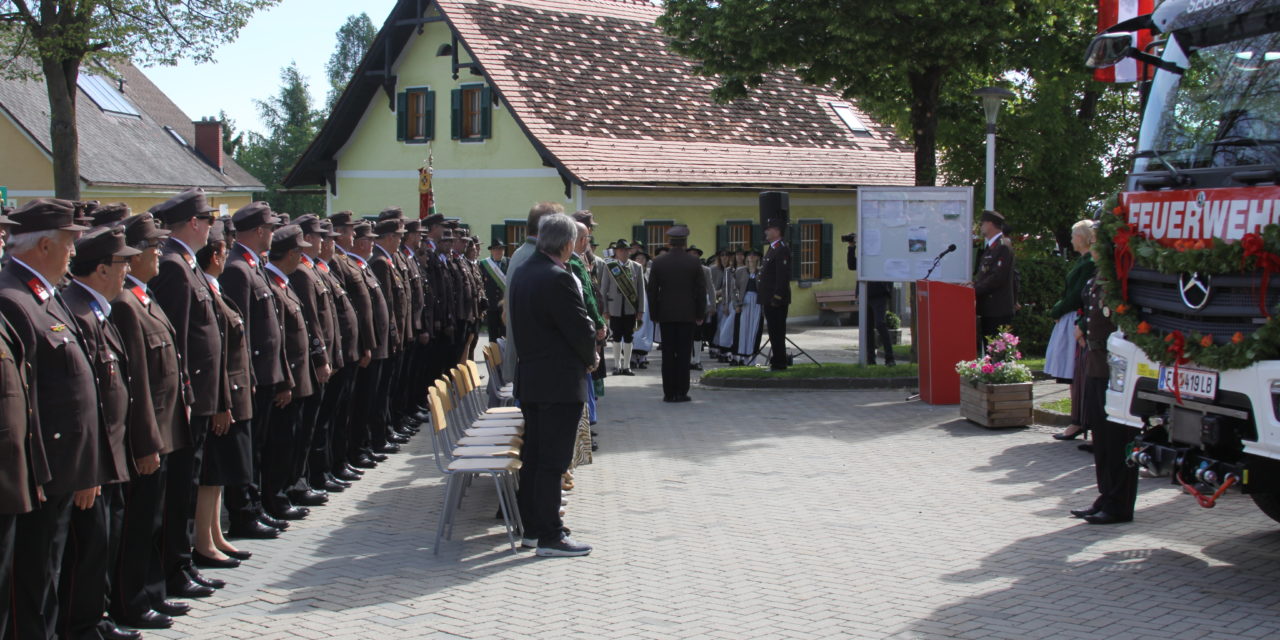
<box><xmin>631</xmin><ymin>251</ymin><xmax>655</xmax><ymax>369</ymax></box>
<box><xmin>733</xmin><ymin>250</ymin><xmax>765</xmax><ymax>365</ymax></box>
<box><xmin>1045</xmin><ymin>219</ymin><xmax>1096</xmax><ymax>441</ymax></box>
<box><xmin>712</xmin><ymin>251</ymin><xmax>737</xmax><ymax>361</ymax></box>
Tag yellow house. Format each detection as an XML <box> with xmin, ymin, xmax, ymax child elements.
<box><xmin>286</xmin><ymin>0</ymin><xmax>914</xmax><ymax>318</ymax></box>
<box><xmin>0</xmin><ymin>60</ymin><xmax>262</xmax><ymax>215</ymax></box>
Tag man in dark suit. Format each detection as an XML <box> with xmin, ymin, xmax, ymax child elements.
<box><xmin>59</xmin><ymin>226</ymin><xmax>139</xmax><ymax>640</ymax></box>
<box><xmin>148</xmin><ymin>187</ymin><xmax>232</xmax><ymax>599</ymax></box>
<box><xmin>111</xmin><ymin>213</ymin><xmax>191</xmax><ymax>630</ymax></box>
<box><xmin>288</xmin><ymin>215</ymin><xmax>336</xmax><ymax>507</ymax></box>
<box><xmin>221</xmin><ymin>201</ymin><xmax>294</xmax><ymax>536</ymax></box>
<box><xmin>972</xmin><ymin>210</ymin><xmax>1016</xmax><ymax>344</ymax></box>
<box><xmin>758</xmin><ymin>218</ymin><xmax>793</xmax><ymax>371</ymax></box>
<box><xmin>421</xmin><ymin>214</ymin><xmax>454</xmax><ymax>386</ymax></box>
<box><xmin>480</xmin><ymin>240</ymin><xmax>508</xmax><ymax>341</ymax></box>
<box><xmin>369</xmin><ymin>219</ymin><xmax>407</xmax><ymax>454</ymax></box>
<box><xmin>305</xmin><ymin>218</ymin><xmax>357</xmax><ymax>494</ymax></box>
<box><xmin>508</xmin><ymin>213</ymin><xmax>598</xmax><ymax>557</ymax></box>
<box><xmin>344</xmin><ymin>222</ymin><xmax>392</xmax><ymax>469</ymax></box>
<box><xmin>0</xmin><ymin>199</ymin><xmax>97</xmax><ymax>639</ymax></box>
<box><xmin>331</xmin><ymin>216</ymin><xmax>380</xmax><ymax>474</ymax></box>
<box><xmin>647</xmin><ymin>225</ymin><xmax>707</xmax><ymax>402</ymax></box>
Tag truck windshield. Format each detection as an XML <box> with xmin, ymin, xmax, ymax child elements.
<box><xmin>1150</xmin><ymin>32</ymin><xmax>1280</xmax><ymax>170</ymax></box>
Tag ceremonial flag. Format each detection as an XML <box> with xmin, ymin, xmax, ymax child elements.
<box><xmin>419</xmin><ymin>145</ymin><xmax>435</xmax><ymax>220</ymax></box>
<box><xmin>1094</xmin><ymin>0</ymin><xmax>1155</xmax><ymax>83</ymax></box>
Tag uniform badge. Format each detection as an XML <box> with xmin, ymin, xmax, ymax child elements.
<box><xmin>90</xmin><ymin>300</ymin><xmax>105</xmax><ymax>323</ymax></box>
<box><xmin>26</xmin><ymin>278</ymin><xmax>49</xmax><ymax>302</ymax></box>
<box><xmin>183</xmin><ymin>251</ymin><xmax>197</xmax><ymax>270</ymax></box>
<box><xmin>317</xmin><ymin>261</ymin><xmax>330</xmax><ymax>273</ymax></box>
<box><xmin>271</xmin><ymin>273</ymin><xmax>287</xmax><ymax>289</ymax></box>
<box><xmin>50</xmin><ymin>323</ymin><xmax>67</xmax><ymax>332</ymax></box>
<box><xmin>241</xmin><ymin>250</ymin><xmax>258</xmax><ymax>269</ymax></box>
<box><xmin>130</xmin><ymin>285</ymin><xmax>150</xmax><ymax>306</ymax></box>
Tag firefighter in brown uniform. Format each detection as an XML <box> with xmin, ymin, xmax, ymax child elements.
<box><xmin>395</xmin><ymin>218</ymin><xmax>428</xmax><ymax>435</ymax></box>
<box><xmin>261</xmin><ymin>225</ymin><xmax>316</xmax><ymax>520</ymax></box>
<box><xmin>369</xmin><ymin>218</ymin><xmax>407</xmax><ymax>453</ymax></box>
<box><xmin>287</xmin><ymin>215</ymin><xmax>337</xmax><ymax>505</ymax></box>
<box><xmin>330</xmin><ymin>214</ymin><xmax>380</xmax><ymax>474</ymax></box>
<box><xmin>221</xmin><ymin>202</ymin><xmax>295</xmax><ymax>535</ymax></box>
<box><xmin>376</xmin><ymin>208</ymin><xmax>420</xmax><ymax>436</ymax></box>
<box><xmin>148</xmin><ymin>188</ymin><xmax>233</xmax><ymax>598</ymax></box>
<box><xmin>110</xmin><ymin>212</ymin><xmax>192</xmax><ymax>629</ymax></box>
<box><xmin>349</xmin><ymin>222</ymin><xmax>392</xmax><ymax>464</ymax></box>
<box><xmin>0</xmin><ymin>209</ymin><xmax>40</xmax><ymax>640</ymax></box>
<box><xmin>444</xmin><ymin>225</ymin><xmax>471</xmax><ymax>364</ymax></box>
<box><xmin>59</xmin><ymin>226</ymin><xmax>140</xmax><ymax>640</ymax></box>
<box><xmin>419</xmin><ymin>213</ymin><xmax>453</xmax><ymax>392</ymax></box>
<box><xmin>308</xmin><ymin>219</ymin><xmax>359</xmax><ymax>492</ymax></box>
<box><xmin>0</xmin><ymin>199</ymin><xmax>99</xmax><ymax>639</ymax></box>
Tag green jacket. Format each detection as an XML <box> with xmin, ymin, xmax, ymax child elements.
<box><xmin>568</xmin><ymin>254</ymin><xmax>606</xmax><ymax>330</ymax></box>
<box><xmin>1050</xmin><ymin>253</ymin><xmax>1095</xmax><ymax>319</ymax></box>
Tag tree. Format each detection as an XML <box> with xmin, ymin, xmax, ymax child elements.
<box><xmin>219</xmin><ymin>109</ymin><xmax>244</xmax><ymax>158</ymax></box>
<box><xmin>236</xmin><ymin>62</ymin><xmax>323</xmax><ymax>214</ymax></box>
<box><xmin>659</xmin><ymin>0</ymin><xmax>1068</xmax><ymax>187</ymax></box>
<box><xmin>324</xmin><ymin>12</ymin><xmax>376</xmax><ymax>112</ymax></box>
<box><xmin>0</xmin><ymin>0</ymin><xmax>280</xmax><ymax>200</ymax></box>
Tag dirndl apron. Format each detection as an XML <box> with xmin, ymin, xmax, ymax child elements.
<box><xmin>1043</xmin><ymin>311</ymin><xmax>1078</xmax><ymax>379</ymax></box>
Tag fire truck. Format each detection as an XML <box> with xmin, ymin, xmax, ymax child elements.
<box><xmin>1086</xmin><ymin>0</ymin><xmax>1280</xmax><ymax>522</ymax></box>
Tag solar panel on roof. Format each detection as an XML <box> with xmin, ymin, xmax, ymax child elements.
<box><xmin>77</xmin><ymin>73</ymin><xmax>141</xmax><ymax>117</ymax></box>
<box><xmin>830</xmin><ymin>103</ymin><xmax>869</xmax><ymax>134</ymax></box>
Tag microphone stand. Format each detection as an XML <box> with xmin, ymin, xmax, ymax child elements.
<box><xmin>922</xmin><ymin>248</ymin><xmax>951</xmax><ymax>281</ymax></box>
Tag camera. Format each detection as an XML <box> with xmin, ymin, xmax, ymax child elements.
<box><xmin>840</xmin><ymin>232</ymin><xmax>857</xmax><ymax>243</ymax></box>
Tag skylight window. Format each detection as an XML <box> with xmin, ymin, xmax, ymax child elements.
<box><xmin>830</xmin><ymin>102</ymin><xmax>870</xmax><ymax>135</ymax></box>
<box><xmin>78</xmin><ymin>73</ymin><xmax>140</xmax><ymax>117</ymax></box>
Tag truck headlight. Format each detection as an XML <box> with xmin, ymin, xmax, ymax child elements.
<box><xmin>1272</xmin><ymin>380</ymin><xmax>1280</xmax><ymax>420</ymax></box>
<box><xmin>1108</xmin><ymin>354</ymin><xmax>1128</xmax><ymax>392</ymax></box>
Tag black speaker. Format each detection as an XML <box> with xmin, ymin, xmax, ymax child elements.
<box><xmin>759</xmin><ymin>191</ymin><xmax>790</xmax><ymax>227</ymax></box>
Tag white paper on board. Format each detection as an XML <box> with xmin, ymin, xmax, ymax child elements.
<box><xmin>880</xmin><ymin>200</ymin><xmax>906</xmax><ymax>227</ymax></box>
<box><xmin>861</xmin><ymin>201</ymin><xmax>881</xmax><ymax>219</ymax></box>
<box><xmin>862</xmin><ymin>229</ymin><xmax>882</xmax><ymax>256</ymax></box>
<box><xmin>884</xmin><ymin>259</ymin><xmax>910</xmax><ymax>280</ymax></box>
<box><xmin>914</xmin><ymin>258</ymin><xmax>935</xmax><ymax>279</ymax></box>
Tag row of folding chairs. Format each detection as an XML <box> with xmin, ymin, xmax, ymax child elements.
<box><xmin>428</xmin><ymin>359</ymin><xmax>526</xmax><ymax>554</ymax></box>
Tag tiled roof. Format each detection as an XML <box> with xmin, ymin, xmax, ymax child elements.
<box><xmin>0</xmin><ymin>59</ymin><xmax>263</xmax><ymax>192</ymax></box>
<box><xmin>437</xmin><ymin>0</ymin><xmax>914</xmax><ymax>187</ymax></box>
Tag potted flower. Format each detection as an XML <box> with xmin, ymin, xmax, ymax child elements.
<box><xmin>955</xmin><ymin>329</ymin><xmax>1034</xmax><ymax>428</ymax></box>
<box><xmin>885</xmin><ymin>310</ymin><xmax>902</xmax><ymax>345</ymax></box>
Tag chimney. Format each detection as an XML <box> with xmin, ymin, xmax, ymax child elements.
<box><xmin>193</xmin><ymin>117</ymin><xmax>223</xmax><ymax>172</ymax></box>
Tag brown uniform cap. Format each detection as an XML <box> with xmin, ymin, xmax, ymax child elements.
<box><xmin>271</xmin><ymin>224</ymin><xmax>312</xmax><ymax>252</ymax></box>
<box><xmin>294</xmin><ymin>214</ymin><xmax>324</xmax><ymax>236</ymax></box>
<box><xmin>122</xmin><ymin>212</ymin><xmax>171</xmax><ymax>247</ymax></box>
<box><xmin>422</xmin><ymin>213</ymin><xmax>445</xmax><ymax>227</ymax></box>
<box><xmin>73</xmin><ymin>225</ymin><xmax>141</xmax><ymax>267</ymax></box>
<box><xmin>329</xmin><ymin>211</ymin><xmax>356</xmax><ymax>228</ymax></box>
<box><xmin>665</xmin><ymin>224</ymin><xmax>691</xmax><ymax>238</ymax></box>
<box><xmin>90</xmin><ymin>203</ymin><xmax>131</xmax><ymax>228</ymax></box>
<box><xmin>10</xmin><ymin>198</ymin><xmax>90</xmax><ymax>234</ymax></box>
<box><xmin>378</xmin><ymin>206</ymin><xmax>405</xmax><ymax>221</ymax></box>
<box><xmin>150</xmin><ymin>188</ymin><xmax>217</xmax><ymax>224</ymax></box>
<box><xmin>233</xmin><ymin>201</ymin><xmax>279</xmax><ymax>231</ymax></box>
<box><xmin>373</xmin><ymin>218</ymin><xmax>405</xmax><ymax>236</ymax></box>
<box><xmin>352</xmin><ymin>222</ymin><xmax>375</xmax><ymax>239</ymax></box>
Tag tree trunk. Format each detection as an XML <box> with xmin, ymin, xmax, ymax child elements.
<box><xmin>42</xmin><ymin>56</ymin><xmax>81</xmax><ymax>200</ymax></box>
<box><xmin>907</xmin><ymin>66</ymin><xmax>944</xmax><ymax>187</ymax></box>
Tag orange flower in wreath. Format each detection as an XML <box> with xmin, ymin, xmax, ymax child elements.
<box><xmin>1232</xmin><ymin>331</ymin><xmax>1245</xmax><ymax>344</ymax></box>
<box><xmin>1137</xmin><ymin>321</ymin><xmax>1152</xmax><ymax>334</ymax></box>
<box><xmin>1115</xmin><ymin>303</ymin><xmax>1128</xmax><ymax>315</ymax></box>
<box><xmin>1113</xmin><ymin>206</ymin><xmax>1125</xmax><ymax>217</ymax></box>
<box><xmin>1200</xmin><ymin>334</ymin><xmax>1214</xmax><ymax>347</ymax></box>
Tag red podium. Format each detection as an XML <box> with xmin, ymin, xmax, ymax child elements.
<box><xmin>915</xmin><ymin>280</ymin><xmax>976</xmax><ymax>405</ymax></box>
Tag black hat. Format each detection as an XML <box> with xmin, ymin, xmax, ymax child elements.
<box><xmin>73</xmin><ymin>226</ymin><xmax>141</xmax><ymax>267</ymax></box>
<box><xmin>150</xmin><ymin>188</ymin><xmax>217</xmax><ymax>224</ymax></box>
<box><xmin>11</xmin><ymin>198</ymin><xmax>90</xmax><ymax>234</ymax></box>
<box><xmin>329</xmin><ymin>211</ymin><xmax>356</xmax><ymax>228</ymax></box>
<box><xmin>319</xmin><ymin>219</ymin><xmax>340</xmax><ymax>238</ymax></box>
<box><xmin>404</xmin><ymin>219</ymin><xmax>421</xmax><ymax>233</ymax></box>
<box><xmin>206</xmin><ymin>218</ymin><xmax>230</xmax><ymax>246</ymax></box>
<box><xmin>122</xmin><ymin>212</ymin><xmax>170</xmax><ymax>248</ymax></box>
<box><xmin>440</xmin><ymin>227</ymin><xmax>454</xmax><ymax>240</ymax></box>
<box><xmin>294</xmin><ymin>214</ymin><xmax>324</xmax><ymax>237</ymax></box>
<box><xmin>90</xmin><ymin>203</ymin><xmax>130</xmax><ymax>228</ymax></box>
<box><xmin>589</xmin><ymin>238</ymin><xmax>599</xmax><ymax>247</ymax></box>
<box><xmin>666</xmin><ymin>225</ymin><xmax>690</xmax><ymax>238</ymax></box>
<box><xmin>373</xmin><ymin>218</ymin><xmax>404</xmax><ymax>236</ymax></box>
<box><xmin>488</xmin><ymin>239</ymin><xmax>505</xmax><ymax>250</ymax></box>
<box><xmin>74</xmin><ymin>200</ymin><xmax>100</xmax><ymax>226</ymax></box>
<box><xmin>232</xmin><ymin>201</ymin><xmax>279</xmax><ymax>231</ymax></box>
<box><xmin>571</xmin><ymin>210</ymin><xmax>596</xmax><ymax>228</ymax></box>
<box><xmin>352</xmin><ymin>222</ymin><xmax>375</xmax><ymax>239</ymax></box>
<box><xmin>0</xmin><ymin>205</ymin><xmax>14</xmax><ymax>226</ymax></box>
<box><xmin>445</xmin><ymin>219</ymin><xmax>460</xmax><ymax>229</ymax></box>
<box><xmin>613</xmin><ymin>239</ymin><xmax>630</xmax><ymax>250</ymax></box>
<box><xmin>980</xmin><ymin>210</ymin><xmax>1005</xmax><ymax>225</ymax></box>
<box><xmin>763</xmin><ymin>218</ymin><xmax>787</xmax><ymax>231</ymax></box>
<box><xmin>688</xmin><ymin>245</ymin><xmax>704</xmax><ymax>256</ymax></box>
<box><xmin>378</xmin><ymin>206</ymin><xmax>405</xmax><ymax>220</ymax></box>
<box><xmin>271</xmin><ymin>224</ymin><xmax>312</xmax><ymax>252</ymax></box>
<box><xmin>423</xmin><ymin>213</ymin><xmax>445</xmax><ymax>227</ymax></box>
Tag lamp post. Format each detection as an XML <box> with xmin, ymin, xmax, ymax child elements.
<box><xmin>974</xmin><ymin>86</ymin><xmax>1015</xmax><ymax>212</ymax></box>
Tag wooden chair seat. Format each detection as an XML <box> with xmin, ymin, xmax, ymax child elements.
<box><xmin>447</xmin><ymin>457</ymin><xmax>521</xmax><ymax>473</ymax></box>
<box><xmin>465</xmin><ymin>426</ymin><xmax>523</xmax><ymax>437</ymax></box>
<box><xmin>451</xmin><ymin>445</ymin><xmax>521</xmax><ymax>458</ymax></box>
<box><xmin>456</xmin><ymin>435</ymin><xmax>523</xmax><ymax>446</ymax></box>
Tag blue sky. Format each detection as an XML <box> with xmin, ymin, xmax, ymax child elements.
<box><xmin>144</xmin><ymin>0</ymin><xmax>399</xmax><ymax>137</ymax></box>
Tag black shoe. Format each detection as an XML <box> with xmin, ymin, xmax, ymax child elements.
<box><xmin>689</xmin><ymin>363</ymin><xmax>703</xmax><ymax>371</ymax></box>
<box><xmin>289</xmin><ymin>489</ymin><xmax>329</xmax><ymax>506</ymax></box>
<box><xmin>154</xmin><ymin>600</ymin><xmax>191</xmax><ymax>616</ymax></box>
<box><xmin>623</xmin><ymin>369</ymin><xmax>637</xmax><ymax>376</ymax></box>
<box><xmin>218</xmin><ymin>548</ymin><xmax>252</xmax><ymax>561</ymax></box>
<box><xmin>336</xmin><ymin>467</ymin><xmax>362</xmax><ymax>481</ymax></box>
<box><xmin>227</xmin><ymin>519</ymin><xmax>279</xmax><ymax>539</ymax></box>
<box><xmin>1078</xmin><ymin>443</ymin><xmax>1095</xmax><ymax>453</ymax></box>
<box><xmin>186</xmin><ymin>567</ymin><xmax>226</xmax><ymax>589</ymax></box>
<box><xmin>1070</xmin><ymin>507</ymin><xmax>1099</xmax><ymax>519</ymax></box>
<box><xmin>258</xmin><ymin>513</ymin><xmax>289</xmax><ymax>530</ymax></box>
<box><xmin>322</xmin><ymin>479</ymin><xmax>347</xmax><ymax>493</ymax></box>
<box><xmin>638</xmin><ymin>362</ymin><xmax>648</xmax><ymax>369</ymax></box>
<box><xmin>373</xmin><ymin>443</ymin><xmax>400</xmax><ymax>454</ymax></box>
<box><xmin>1053</xmin><ymin>426</ymin><xmax>1086</xmax><ymax>441</ymax></box>
<box><xmin>120</xmin><ymin>610</ymin><xmax>173</xmax><ymax>629</ymax></box>
<box><xmin>193</xmin><ymin>550</ymin><xmax>240</xmax><ymax>569</ymax></box>
<box><xmin>166</xmin><ymin>576</ymin><xmax>214</xmax><ymax>599</ymax></box>
<box><xmin>368</xmin><ymin>451</ymin><xmax>390</xmax><ymax>461</ymax></box>
<box><xmin>267</xmin><ymin>504</ymin><xmax>309</xmax><ymax>520</ymax></box>
<box><xmin>350</xmin><ymin>456</ymin><xmax>377</xmax><ymax>469</ymax></box>
<box><xmin>673</xmin><ymin>395</ymin><xmax>692</xmax><ymax>402</ymax></box>
<box><xmin>387</xmin><ymin>433</ymin><xmax>410</xmax><ymax>445</ymax></box>
<box><xmin>1083</xmin><ymin>511</ymin><xmax>1133</xmax><ymax>525</ymax></box>
<box><xmin>325</xmin><ymin>471</ymin><xmax>352</xmax><ymax>486</ymax></box>
<box><xmin>102</xmin><ymin>623</ymin><xmax>143</xmax><ymax>640</ymax></box>
<box><xmin>662</xmin><ymin>396</ymin><xmax>676</xmax><ymax>403</ymax></box>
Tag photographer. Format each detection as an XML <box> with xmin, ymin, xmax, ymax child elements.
<box><xmin>846</xmin><ymin>234</ymin><xmax>896</xmax><ymax>366</ymax></box>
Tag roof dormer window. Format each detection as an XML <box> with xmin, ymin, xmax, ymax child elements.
<box><xmin>78</xmin><ymin>72</ymin><xmax>141</xmax><ymax>117</ymax></box>
<box><xmin>830</xmin><ymin>103</ymin><xmax>871</xmax><ymax>137</ymax></box>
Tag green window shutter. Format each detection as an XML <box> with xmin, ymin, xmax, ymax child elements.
<box><xmin>715</xmin><ymin>224</ymin><xmax>728</xmax><ymax>252</ymax></box>
<box><xmin>751</xmin><ymin>224</ymin><xmax>763</xmax><ymax>251</ymax></box>
<box><xmin>480</xmin><ymin>85</ymin><xmax>493</xmax><ymax>139</ymax></box>
<box><xmin>632</xmin><ymin>225</ymin><xmax>646</xmax><ymax>247</ymax></box>
<box><xmin>787</xmin><ymin>225</ymin><xmax>802</xmax><ymax>281</ymax></box>
<box><xmin>490</xmin><ymin>223</ymin><xmax>505</xmax><ymax>251</ymax></box>
<box><xmin>820</xmin><ymin>223</ymin><xmax>833</xmax><ymax>279</ymax></box>
<box><xmin>396</xmin><ymin>92</ymin><xmax>408</xmax><ymax>141</ymax></box>
<box><xmin>425</xmin><ymin>90</ymin><xmax>436</xmax><ymax>140</ymax></box>
<box><xmin>450</xmin><ymin>89</ymin><xmax>462</xmax><ymax>140</ymax></box>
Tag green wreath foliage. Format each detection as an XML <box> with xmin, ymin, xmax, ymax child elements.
<box><xmin>1095</xmin><ymin>209</ymin><xmax>1280</xmax><ymax>370</ymax></box>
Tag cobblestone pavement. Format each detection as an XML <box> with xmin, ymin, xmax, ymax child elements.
<box><xmin>148</xmin><ymin>337</ymin><xmax>1280</xmax><ymax>639</ymax></box>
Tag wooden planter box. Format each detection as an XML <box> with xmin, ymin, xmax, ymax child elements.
<box><xmin>960</xmin><ymin>380</ymin><xmax>1033</xmax><ymax>428</ymax></box>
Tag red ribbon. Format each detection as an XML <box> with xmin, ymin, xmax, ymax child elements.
<box><xmin>1241</xmin><ymin>233</ymin><xmax>1280</xmax><ymax>317</ymax></box>
<box><xmin>1113</xmin><ymin>224</ymin><xmax>1139</xmax><ymax>301</ymax></box>
<box><xmin>1165</xmin><ymin>330</ymin><xmax>1189</xmax><ymax>404</ymax></box>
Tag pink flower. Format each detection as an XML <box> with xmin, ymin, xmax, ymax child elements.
<box><xmin>995</xmin><ymin>362</ymin><xmax>1004</xmax><ymax>367</ymax></box>
<box><xmin>1008</xmin><ymin>335</ymin><xmax>1020</xmax><ymax>346</ymax></box>
<box><xmin>981</xmin><ymin>363</ymin><xmax>994</xmax><ymax>374</ymax></box>
<box><xmin>1016</xmin><ymin>351</ymin><xmax>1022</xmax><ymax>359</ymax></box>
<box><xmin>991</xmin><ymin>339</ymin><xmax>1006</xmax><ymax>352</ymax></box>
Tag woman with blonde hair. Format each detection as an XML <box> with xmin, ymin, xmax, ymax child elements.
<box><xmin>1047</xmin><ymin>219</ymin><xmax>1097</xmax><ymax>441</ymax></box>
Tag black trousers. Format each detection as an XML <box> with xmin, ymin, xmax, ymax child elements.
<box><xmin>263</xmin><ymin>399</ymin><xmax>302</xmax><ymax>513</ymax></box>
<box><xmin>316</xmin><ymin>365</ymin><xmax>357</xmax><ymax>485</ymax></box>
<box><xmin>486</xmin><ymin>310</ymin><xmax>505</xmax><ymax>341</ymax></box>
<box><xmin>349</xmin><ymin>359</ymin><xmax>385</xmax><ymax>456</ymax></box>
<box><xmin>867</xmin><ymin>296</ymin><xmax>895</xmax><ymax>364</ymax></box>
<box><xmin>1084</xmin><ymin>376</ymin><xmax>1140</xmax><ymax>517</ymax></box>
<box><xmin>659</xmin><ymin>321</ymin><xmax>694</xmax><ymax>399</ymax></box>
<box><xmin>113</xmin><ymin>458</ymin><xmax>167</xmax><ymax>623</ymax></box>
<box><xmin>763</xmin><ymin>304</ymin><xmax>789</xmax><ymax>369</ymax></box>
<box><xmin>389</xmin><ymin>347</ymin><xmax>410</xmax><ymax>420</ymax></box>
<box><xmin>224</xmin><ymin>387</ymin><xmax>276</xmax><ymax>525</ymax></box>
<box><xmin>609</xmin><ymin>314</ymin><xmax>637</xmax><ymax>343</ymax></box>
<box><xmin>516</xmin><ymin>401</ymin><xmax>584</xmax><ymax>543</ymax></box>
<box><xmin>399</xmin><ymin>343</ymin><xmax>427</xmax><ymax>415</ymax></box>
<box><xmin>0</xmin><ymin>512</ymin><xmax>15</xmax><ymax>640</ymax></box>
<box><xmin>374</xmin><ymin>353</ymin><xmax>397</xmax><ymax>447</ymax></box>
<box><xmin>59</xmin><ymin>483</ymin><xmax>124</xmax><ymax>640</ymax></box>
<box><xmin>294</xmin><ymin>383</ymin><xmax>325</xmax><ymax>491</ymax></box>
<box><xmin>162</xmin><ymin>416</ymin><xmax>206</xmax><ymax>583</ymax></box>
<box><xmin>12</xmin><ymin>491</ymin><xmax>73</xmax><ymax>640</ymax></box>
<box><xmin>979</xmin><ymin>314</ymin><xmax>1014</xmax><ymax>350</ymax></box>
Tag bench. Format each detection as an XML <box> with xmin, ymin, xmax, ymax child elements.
<box><xmin>814</xmin><ymin>290</ymin><xmax>858</xmax><ymax>326</ymax></box>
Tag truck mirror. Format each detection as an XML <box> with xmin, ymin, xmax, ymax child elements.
<box><xmin>1085</xmin><ymin>32</ymin><xmax>1135</xmax><ymax>69</ymax></box>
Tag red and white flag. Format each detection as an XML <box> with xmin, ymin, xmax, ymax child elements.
<box><xmin>1095</xmin><ymin>0</ymin><xmax>1155</xmax><ymax>83</ymax></box>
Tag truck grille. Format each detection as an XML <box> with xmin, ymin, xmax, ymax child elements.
<box><xmin>1128</xmin><ymin>265</ymin><xmax>1280</xmax><ymax>344</ymax></box>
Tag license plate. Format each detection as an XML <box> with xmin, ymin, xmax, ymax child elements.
<box><xmin>1158</xmin><ymin>366</ymin><xmax>1218</xmax><ymax>401</ymax></box>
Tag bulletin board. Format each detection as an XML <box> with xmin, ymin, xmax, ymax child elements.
<box><xmin>855</xmin><ymin>187</ymin><xmax>974</xmax><ymax>284</ymax></box>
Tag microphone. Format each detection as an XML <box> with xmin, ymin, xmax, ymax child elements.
<box><xmin>939</xmin><ymin>243</ymin><xmax>957</xmax><ymax>258</ymax></box>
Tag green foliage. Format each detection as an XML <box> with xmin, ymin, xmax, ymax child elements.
<box><xmin>702</xmin><ymin>362</ymin><xmax>918</xmax><ymax>380</ymax></box>
<box><xmin>1010</xmin><ymin>247</ymin><xmax>1072</xmax><ymax>355</ymax></box>
<box><xmin>1039</xmin><ymin>396</ymin><xmax>1072</xmax><ymax>414</ymax></box>
<box><xmin>236</xmin><ymin>63</ymin><xmax>323</xmax><ymax>214</ymax></box>
<box><xmin>218</xmin><ymin>109</ymin><xmax>243</xmax><ymax>158</ymax></box>
<box><xmin>884</xmin><ymin>310</ymin><xmax>901</xmax><ymax>330</ymax></box>
<box><xmin>325</xmin><ymin>13</ymin><xmax>376</xmax><ymax>112</ymax></box>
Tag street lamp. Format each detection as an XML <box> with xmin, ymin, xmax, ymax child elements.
<box><xmin>974</xmin><ymin>86</ymin><xmax>1015</xmax><ymax>212</ymax></box>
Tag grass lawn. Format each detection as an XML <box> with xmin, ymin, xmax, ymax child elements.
<box><xmin>886</xmin><ymin>344</ymin><xmax>1046</xmax><ymax>371</ymax></box>
<box><xmin>703</xmin><ymin>362</ymin><xmax>918</xmax><ymax>379</ymax></box>
<box><xmin>1039</xmin><ymin>396</ymin><xmax>1071</xmax><ymax>414</ymax></box>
